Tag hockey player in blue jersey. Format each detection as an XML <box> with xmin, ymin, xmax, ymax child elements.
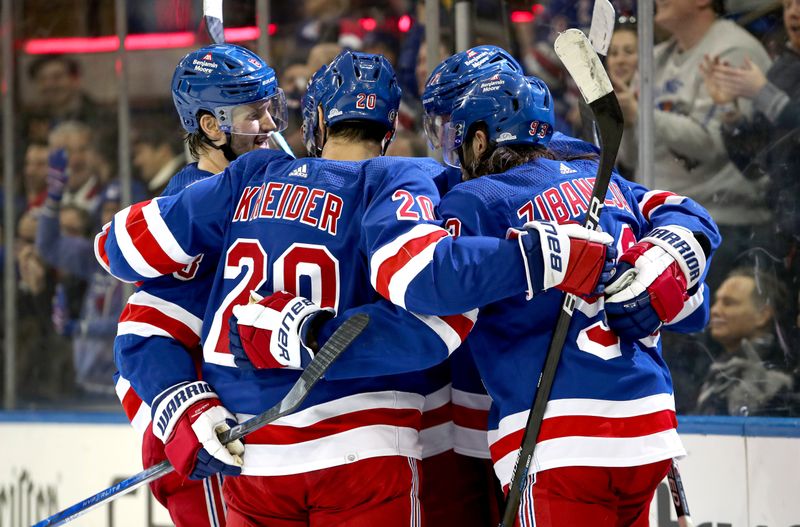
<box><xmin>97</xmin><ymin>48</ymin><xmax>617</xmax><ymax>525</ymax></box>
<box><xmin>231</xmin><ymin>46</ymin><xmax>519</xmax><ymax>527</ymax></box>
<box><xmin>424</xmin><ymin>66</ymin><xmax>720</xmax><ymax>526</ymax></box>
<box><xmin>107</xmin><ymin>43</ymin><xmax>288</xmax><ymax>527</ymax></box>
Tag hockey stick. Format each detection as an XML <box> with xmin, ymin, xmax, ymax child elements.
<box><xmin>32</xmin><ymin>313</ymin><xmax>369</xmax><ymax>527</ymax></box>
<box><xmin>498</xmin><ymin>29</ymin><xmax>623</xmax><ymax>527</ymax></box>
<box><xmin>668</xmin><ymin>459</ymin><xmax>694</xmax><ymax>527</ymax></box>
<box><xmin>202</xmin><ymin>0</ymin><xmax>295</xmax><ymax>158</ymax></box>
<box><xmin>588</xmin><ymin>0</ymin><xmax>615</xmax><ymax>56</ymax></box>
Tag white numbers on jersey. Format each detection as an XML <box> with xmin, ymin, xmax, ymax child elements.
<box><xmin>172</xmin><ymin>254</ymin><xmax>204</xmax><ymax>281</ymax></box>
<box><xmin>274</xmin><ymin>243</ymin><xmax>340</xmax><ymax>312</ymax></box>
<box><xmin>574</xmin><ymin>226</ymin><xmax>635</xmax><ymax>361</ymax></box>
<box><xmin>204</xmin><ymin>240</ymin><xmax>340</xmax><ymax>366</ymax></box>
<box><xmin>445</xmin><ymin>218</ymin><xmax>462</xmax><ymax>238</ymax></box>
<box><xmin>392</xmin><ymin>190</ymin><xmax>437</xmax><ymax>221</ymax></box>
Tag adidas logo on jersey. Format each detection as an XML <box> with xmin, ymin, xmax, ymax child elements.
<box><xmin>559</xmin><ymin>163</ymin><xmax>577</xmax><ymax>175</ymax></box>
<box><xmin>288</xmin><ymin>164</ymin><xmax>308</xmax><ymax>178</ymax></box>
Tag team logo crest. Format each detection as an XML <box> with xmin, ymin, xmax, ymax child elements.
<box><xmin>466</xmin><ymin>49</ymin><xmax>478</xmax><ymax>58</ymax></box>
<box><xmin>247</xmin><ymin>58</ymin><xmax>261</xmax><ymax>68</ymax></box>
<box><xmin>202</xmin><ymin>53</ymin><xmax>213</xmax><ymax>61</ymax></box>
<box><xmin>428</xmin><ymin>72</ymin><xmax>441</xmax><ymax>86</ymax></box>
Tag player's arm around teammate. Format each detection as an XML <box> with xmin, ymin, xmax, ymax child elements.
<box><xmin>109</xmin><ymin>43</ymin><xmax>291</xmax><ymax>526</ymax></box>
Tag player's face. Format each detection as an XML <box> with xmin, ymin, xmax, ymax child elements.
<box><xmin>423</xmin><ymin>112</ymin><xmax>450</xmax><ymax>150</ymax></box>
<box><xmin>709</xmin><ymin>276</ymin><xmax>771</xmax><ymax>349</ymax></box>
<box><xmin>230</xmin><ymin>99</ymin><xmax>278</xmax><ymax>153</ymax></box>
<box><xmin>224</xmin><ymin>91</ymin><xmax>289</xmax><ymax>155</ymax></box>
<box><xmin>607</xmin><ymin>29</ymin><xmax>638</xmax><ymax>86</ymax></box>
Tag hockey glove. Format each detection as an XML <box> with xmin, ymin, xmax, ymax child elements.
<box><xmin>46</xmin><ymin>149</ymin><xmax>69</xmax><ymax>202</ymax></box>
<box><xmin>230</xmin><ymin>291</ymin><xmax>335</xmax><ymax>370</ymax></box>
<box><xmin>605</xmin><ymin>225</ymin><xmax>707</xmax><ymax>340</ymax></box>
<box><xmin>152</xmin><ymin>381</ymin><xmax>244</xmax><ymax>480</ymax></box>
<box><xmin>511</xmin><ymin>221</ymin><xmax>616</xmax><ymax>298</ymax></box>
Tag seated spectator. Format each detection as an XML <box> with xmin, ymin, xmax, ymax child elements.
<box><xmin>399</xmin><ymin>35</ymin><xmax>450</xmax><ymax>132</ymax></box>
<box><xmin>701</xmin><ymin>0</ymin><xmax>800</xmax><ymax>306</ymax></box>
<box><xmin>15</xmin><ymin>210</ymin><xmax>74</xmax><ymax>402</ymax></box>
<box><xmin>20</xmin><ymin>54</ymin><xmax>114</xmax><ymax>150</ymax></box>
<box><xmin>291</xmin><ymin>0</ymin><xmax>350</xmax><ymax>64</ymax></box>
<box><xmin>132</xmin><ymin>118</ymin><xmax>185</xmax><ymax>197</ymax></box>
<box><xmin>696</xmin><ymin>267</ymin><xmax>798</xmax><ymax>416</ymax></box>
<box><xmin>47</xmin><ymin>121</ymin><xmax>104</xmax><ymax>218</ymax></box>
<box><xmin>607</xmin><ymin>22</ymin><xmax>639</xmax><ymax>180</ymax></box>
<box><xmin>280</xmin><ymin>63</ymin><xmax>313</xmax><ymax>157</ymax></box>
<box><xmin>307</xmin><ymin>42</ymin><xmax>344</xmax><ymax>75</ymax></box>
<box><xmin>22</xmin><ymin>141</ymin><xmax>49</xmax><ymax>211</ymax></box>
<box><xmin>37</xmin><ymin>152</ymin><xmax>125</xmax><ymax>397</ymax></box>
<box><xmin>363</xmin><ymin>30</ymin><xmax>400</xmax><ymax>66</ymax></box>
<box><xmin>622</xmin><ymin>0</ymin><xmax>773</xmax><ymax>293</ymax></box>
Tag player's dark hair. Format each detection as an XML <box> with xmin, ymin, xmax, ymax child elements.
<box><xmin>464</xmin><ymin>123</ymin><xmax>596</xmax><ymax>180</ymax></box>
<box><xmin>328</xmin><ymin>120</ymin><xmax>388</xmax><ymax>146</ymax></box>
<box><xmin>710</xmin><ymin>0</ymin><xmax>725</xmax><ymax>15</ymax></box>
<box><xmin>185</xmin><ymin>111</ymin><xmax>214</xmax><ymax>159</ymax></box>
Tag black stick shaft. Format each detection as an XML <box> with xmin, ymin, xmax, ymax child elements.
<box><xmin>499</xmin><ymin>92</ymin><xmax>623</xmax><ymax>526</ymax></box>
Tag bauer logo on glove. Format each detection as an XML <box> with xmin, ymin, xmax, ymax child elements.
<box><xmin>509</xmin><ymin>220</ymin><xmax>616</xmax><ymax>299</ymax></box>
<box><xmin>230</xmin><ymin>291</ymin><xmax>335</xmax><ymax>370</ymax></box>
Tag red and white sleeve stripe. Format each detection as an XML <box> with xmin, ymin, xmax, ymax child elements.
<box><xmin>412</xmin><ymin>309</ymin><xmax>478</xmax><ymax>354</ymax></box>
<box><xmin>370</xmin><ymin>224</ymin><xmax>450</xmax><ymax>309</ymax></box>
<box><xmin>112</xmin><ymin>199</ymin><xmax>196</xmax><ymax>279</ymax></box>
<box><xmin>94</xmin><ymin>222</ymin><xmax>112</xmax><ymax>274</ymax></box>
<box><xmin>638</xmin><ymin>190</ymin><xmax>686</xmax><ymax>221</ymax></box>
<box><xmin>114</xmin><ymin>375</ymin><xmax>151</xmax><ymax>435</ymax></box>
<box><xmin>117</xmin><ymin>290</ymin><xmax>203</xmax><ymax>350</ymax></box>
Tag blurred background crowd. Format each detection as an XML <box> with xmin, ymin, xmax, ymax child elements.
<box><xmin>1</xmin><ymin>0</ymin><xmax>798</xmax><ymax>418</ymax></box>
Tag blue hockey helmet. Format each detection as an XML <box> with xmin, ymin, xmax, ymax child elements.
<box><xmin>171</xmin><ymin>43</ymin><xmax>287</xmax><ymax>135</ymax></box>
<box><xmin>421</xmin><ymin>45</ymin><xmax>523</xmax><ymax>149</ymax></box>
<box><xmin>441</xmin><ymin>71</ymin><xmax>554</xmax><ymax>168</ymax></box>
<box><xmin>301</xmin><ymin>50</ymin><xmax>401</xmax><ymax>157</ymax></box>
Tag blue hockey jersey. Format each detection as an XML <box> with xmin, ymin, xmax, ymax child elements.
<box><xmin>97</xmin><ymin>150</ymin><xmax>534</xmax><ymax>475</ymax></box>
<box><xmin>108</xmin><ymin>162</ymin><xmax>214</xmax><ymax>434</ymax></box>
<box><xmin>437</xmin><ymin>133</ymin><xmax>721</xmax><ymax>488</ymax></box>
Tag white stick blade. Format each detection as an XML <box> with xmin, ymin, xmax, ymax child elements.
<box><xmin>203</xmin><ymin>0</ymin><xmax>223</xmax><ymax>20</ymax></box>
<box><xmin>554</xmin><ymin>29</ymin><xmax>613</xmax><ymax>104</ymax></box>
<box><xmin>589</xmin><ymin>0</ymin><xmax>616</xmax><ymax>55</ymax></box>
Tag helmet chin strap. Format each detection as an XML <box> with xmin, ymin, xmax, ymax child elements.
<box><xmin>312</xmin><ymin>124</ymin><xmax>327</xmax><ymax>158</ymax></box>
<box><xmin>202</xmin><ymin>133</ymin><xmax>239</xmax><ymax>162</ymax></box>
<box><xmin>380</xmin><ymin>129</ymin><xmax>395</xmax><ymax>156</ymax></box>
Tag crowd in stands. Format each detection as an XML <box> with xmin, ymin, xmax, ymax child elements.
<box><xmin>2</xmin><ymin>0</ymin><xmax>798</xmax><ymax>417</ymax></box>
